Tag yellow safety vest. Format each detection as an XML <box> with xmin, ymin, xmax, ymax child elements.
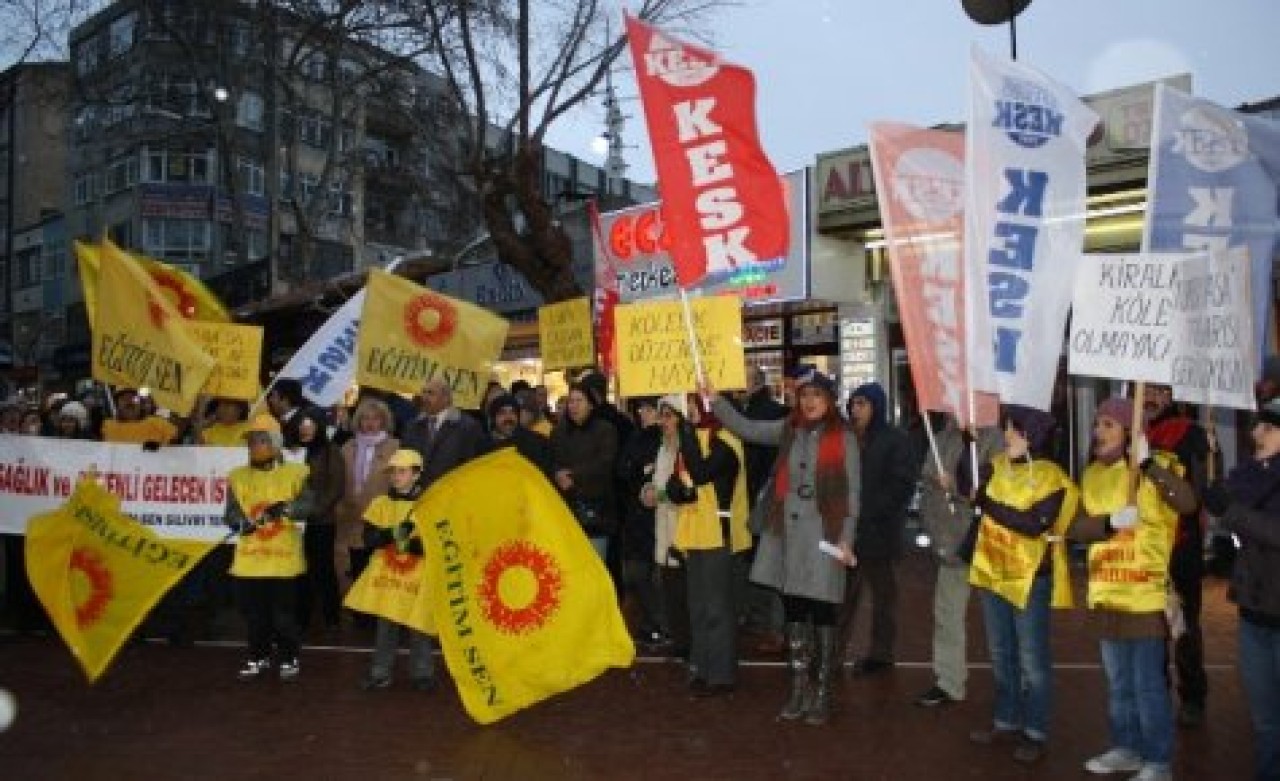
<box><xmin>969</xmin><ymin>455</ymin><xmax>1078</xmax><ymax>609</ymax></box>
<box><xmin>343</xmin><ymin>495</ymin><xmax>437</xmax><ymax>635</ymax></box>
<box><xmin>228</xmin><ymin>462</ymin><xmax>309</xmax><ymax>578</ymax></box>
<box><xmin>673</xmin><ymin>430</ymin><xmax>752</xmax><ymax>553</ymax></box>
<box><xmin>1080</xmin><ymin>454</ymin><xmax>1181</xmax><ymax>613</ymax></box>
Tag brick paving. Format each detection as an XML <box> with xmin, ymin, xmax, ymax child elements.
<box><xmin>0</xmin><ymin>552</ymin><xmax>1256</xmax><ymax>780</ymax></box>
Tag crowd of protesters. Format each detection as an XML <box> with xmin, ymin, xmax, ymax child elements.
<box><xmin>1</xmin><ymin>359</ymin><xmax>1278</xmax><ymax>781</ymax></box>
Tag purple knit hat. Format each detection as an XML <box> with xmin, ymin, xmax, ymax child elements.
<box><xmin>1095</xmin><ymin>397</ymin><xmax>1134</xmax><ymax>429</ymax></box>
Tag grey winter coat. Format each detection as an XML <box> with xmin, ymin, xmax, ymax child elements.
<box><xmin>919</xmin><ymin>423</ymin><xmax>1002</xmax><ymax>562</ymax></box>
<box><xmin>712</xmin><ymin>396</ymin><xmax>859</xmax><ymax>605</ymax></box>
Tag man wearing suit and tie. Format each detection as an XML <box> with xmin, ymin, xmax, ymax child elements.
<box><xmin>401</xmin><ymin>378</ymin><xmax>489</xmax><ymax>490</ymax></box>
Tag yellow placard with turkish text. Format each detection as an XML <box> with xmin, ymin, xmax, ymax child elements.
<box><xmin>537</xmin><ymin>297</ymin><xmax>594</xmax><ymax>371</ymax></box>
<box><xmin>614</xmin><ymin>296</ymin><xmax>746</xmax><ymax>397</ymax></box>
<box><xmin>188</xmin><ymin>321</ymin><xmax>263</xmax><ymax>400</ymax></box>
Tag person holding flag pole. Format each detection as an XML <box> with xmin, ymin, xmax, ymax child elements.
<box><xmin>1065</xmin><ymin>394</ymin><xmax>1194</xmax><ymax>781</ymax></box>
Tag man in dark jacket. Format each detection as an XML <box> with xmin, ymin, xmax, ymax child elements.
<box><xmin>401</xmin><ymin>379</ymin><xmax>488</xmax><ymax>489</ymax></box>
<box><xmin>839</xmin><ymin>381</ymin><xmax>920</xmax><ymax>674</ymax></box>
<box><xmin>1143</xmin><ymin>383</ymin><xmax>1211</xmax><ymax>727</ymax></box>
<box><xmin>486</xmin><ymin>393</ymin><xmax>552</xmax><ymax>478</ymax></box>
<box><xmin>616</xmin><ymin>396</ymin><xmax>668</xmax><ymax>646</ymax></box>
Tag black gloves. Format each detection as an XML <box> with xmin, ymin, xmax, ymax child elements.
<box><xmin>142</xmin><ymin>441</ymin><xmax>162</xmax><ymax>452</ymax></box>
<box><xmin>260</xmin><ymin>502</ymin><xmax>290</xmax><ymax>522</ymax></box>
<box><xmin>664</xmin><ymin>473</ymin><xmax>698</xmax><ymax>505</ymax></box>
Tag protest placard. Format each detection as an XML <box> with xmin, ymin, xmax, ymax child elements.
<box><xmin>614</xmin><ymin>296</ymin><xmax>746</xmax><ymax>397</ymax></box>
<box><xmin>1170</xmin><ymin>248</ymin><xmax>1256</xmax><ymax>410</ymax></box>
<box><xmin>188</xmin><ymin>321</ymin><xmax>264</xmax><ymax>400</ymax></box>
<box><xmin>538</xmin><ymin>297</ymin><xmax>594</xmax><ymax>371</ymax></box>
<box><xmin>1068</xmin><ymin>252</ymin><xmax>1199</xmax><ymax>383</ymax></box>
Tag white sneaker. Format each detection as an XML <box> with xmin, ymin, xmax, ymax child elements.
<box><xmin>1129</xmin><ymin>764</ymin><xmax>1172</xmax><ymax>781</ymax></box>
<box><xmin>1085</xmin><ymin>748</ymin><xmax>1143</xmax><ymax>774</ymax></box>
<box><xmin>278</xmin><ymin>658</ymin><xmax>300</xmax><ymax>682</ymax></box>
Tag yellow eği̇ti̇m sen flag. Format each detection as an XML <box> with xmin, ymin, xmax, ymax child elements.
<box><xmin>356</xmin><ymin>268</ymin><xmax>508</xmax><ymax>409</ymax></box>
<box><xmin>416</xmin><ymin>449</ymin><xmax>635</xmax><ymax>724</ymax></box>
<box><xmin>75</xmin><ymin>238</ymin><xmax>231</xmax><ymax>331</ymax></box>
<box><xmin>91</xmin><ymin>243</ymin><xmax>215</xmax><ymax>416</ymax></box>
<box><xmin>25</xmin><ymin>479</ymin><xmax>216</xmax><ymax>682</ymax></box>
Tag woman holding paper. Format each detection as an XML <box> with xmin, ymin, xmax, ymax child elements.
<box><xmin>1067</xmin><ymin>397</ymin><xmax>1194</xmax><ymax>781</ymax></box>
<box><xmin>704</xmin><ymin>366</ymin><xmax>859</xmax><ymax>726</ymax></box>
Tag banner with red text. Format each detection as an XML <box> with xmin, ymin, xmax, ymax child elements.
<box><xmin>868</xmin><ymin>122</ymin><xmax>997</xmax><ymax>427</ymax></box>
<box><xmin>625</xmin><ymin>14</ymin><xmax>787</xmax><ymax>288</ymax></box>
<box><xmin>0</xmin><ymin>434</ymin><xmax>241</xmax><ymax>540</ymax></box>
<box><xmin>965</xmin><ymin>46</ymin><xmax>1099</xmax><ymax>411</ymax></box>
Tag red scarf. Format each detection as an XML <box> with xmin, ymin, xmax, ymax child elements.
<box><xmin>769</xmin><ymin>408</ymin><xmax>850</xmax><ymax>542</ymax></box>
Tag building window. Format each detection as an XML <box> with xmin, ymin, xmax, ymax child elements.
<box><xmin>107</xmin><ymin>12</ymin><xmax>136</xmax><ymax>59</ymax></box>
<box><xmin>141</xmin><ymin>149</ymin><xmax>214</xmax><ymax>185</ymax></box>
<box><xmin>74</xmin><ymin>173</ymin><xmax>99</xmax><ymax>205</ymax></box>
<box><xmin>228</xmin><ymin>21</ymin><xmax>253</xmax><ymax>58</ymax></box>
<box><xmin>104</xmin><ymin>155</ymin><xmax>140</xmax><ymax>194</ymax></box>
<box><xmin>43</xmin><ymin>242</ymin><xmax>67</xmax><ymax>281</ymax></box>
<box><xmin>236</xmin><ymin>158</ymin><xmax>265</xmax><ymax>196</ymax></box>
<box><xmin>236</xmin><ymin>91</ymin><xmax>264</xmax><ymax>132</ymax></box>
<box><xmin>16</xmin><ymin>247</ymin><xmax>42</xmax><ymax>287</ymax></box>
<box><xmin>142</xmin><ymin>218</ymin><xmax>212</xmax><ymax>265</ymax></box>
<box><xmin>298</xmin><ymin>114</ymin><xmax>332</xmax><ymax>149</ymax></box>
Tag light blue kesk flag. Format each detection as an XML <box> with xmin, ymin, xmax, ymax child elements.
<box><xmin>1143</xmin><ymin>83</ymin><xmax>1280</xmax><ymax>365</ymax></box>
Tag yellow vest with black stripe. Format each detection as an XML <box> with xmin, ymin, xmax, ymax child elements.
<box><xmin>969</xmin><ymin>455</ymin><xmax>1078</xmax><ymax>609</ymax></box>
<box><xmin>343</xmin><ymin>495</ymin><xmax>437</xmax><ymax>635</ymax></box>
<box><xmin>228</xmin><ymin>462</ymin><xmax>309</xmax><ymax>578</ymax></box>
<box><xmin>673</xmin><ymin>430</ymin><xmax>752</xmax><ymax>553</ymax></box>
<box><xmin>1080</xmin><ymin>453</ymin><xmax>1181</xmax><ymax>613</ymax></box>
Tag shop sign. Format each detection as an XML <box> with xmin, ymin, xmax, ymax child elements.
<box><xmin>597</xmin><ymin>169</ymin><xmax>808</xmax><ymax>305</ymax></box>
<box><xmin>742</xmin><ymin>318</ymin><xmax>783</xmax><ymax>349</ymax></box>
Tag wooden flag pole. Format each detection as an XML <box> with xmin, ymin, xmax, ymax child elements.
<box><xmin>1129</xmin><ymin>381</ymin><xmax>1146</xmax><ymax>503</ymax></box>
<box><xmin>678</xmin><ymin>288</ymin><xmax>708</xmax><ymax>394</ymax></box>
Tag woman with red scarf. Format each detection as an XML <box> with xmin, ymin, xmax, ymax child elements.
<box><xmin>706</xmin><ymin>366</ymin><xmax>859</xmax><ymax>726</ymax></box>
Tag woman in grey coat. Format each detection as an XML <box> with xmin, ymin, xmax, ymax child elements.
<box><xmin>706</xmin><ymin>366</ymin><xmax>859</xmax><ymax>725</ymax></box>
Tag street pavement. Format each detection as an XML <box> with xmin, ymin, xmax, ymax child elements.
<box><xmin>0</xmin><ymin>551</ymin><xmax>1255</xmax><ymax>780</ymax></box>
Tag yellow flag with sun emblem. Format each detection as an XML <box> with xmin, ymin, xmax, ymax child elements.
<box><xmin>91</xmin><ymin>241</ymin><xmax>216</xmax><ymax>416</ymax></box>
<box><xmin>74</xmin><ymin>238</ymin><xmax>231</xmax><ymax>330</ymax></box>
<box><xmin>25</xmin><ymin>478</ymin><xmax>216</xmax><ymax>682</ymax></box>
<box><xmin>355</xmin><ymin>268</ymin><xmax>509</xmax><ymax>409</ymax></box>
<box><xmin>416</xmin><ymin>448</ymin><xmax>635</xmax><ymax>724</ymax></box>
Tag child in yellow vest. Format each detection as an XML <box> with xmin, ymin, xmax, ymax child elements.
<box><xmin>968</xmin><ymin>404</ymin><xmax>1079</xmax><ymax>765</ymax></box>
<box><xmin>347</xmin><ymin>449</ymin><xmax>438</xmax><ymax>692</ymax></box>
<box><xmin>224</xmin><ymin>414</ymin><xmax>313</xmax><ymax>681</ymax></box>
<box><xmin>1069</xmin><ymin>398</ymin><xmax>1194</xmax><ymax>781</ymax></box>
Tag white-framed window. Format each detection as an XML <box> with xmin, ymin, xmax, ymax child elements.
<box><xmin>301</xmin><ymin>50</ymin><xmax>328</xmax><ymax>81</ymax></box>
<box><xmin>74</xmin><ymin>36</ymin><xmax>102</xmax><ymax>77</ymax></box>
<box><xmin>236</xmin><ymin>91</ymin><xmax>264</xmax><ymax>132</ymax></box>
<box><xmin>43</xmin><ymin>240</ymin><xmax>67</xmax><ymax>281</ymax></box>
<box><xmin>228</xmin><ymin>20</ymin><xmax>253</xmax><ymax>58</ymax></box>
<box><xmin>104</xmin><ymin>155</ymin><xmax>139</xmax><ymax>194</ymax></box>
<box><xmin>74</xmin><ymin>172</ymin><xmax>99</xmax><ymax>205</ymax></box>
<box><xmin>298</xmin><ymin>114</ymin><xmax>332</xmax><ymax>149</ymax></box>
<box><xmin>16</xmin><ymin>247</ymin><xmax>42</xmax><ymax>287</ymax></box>
<box><xmin>142</xmin><ymin>218</ymin><xmax>212</xmax><ymax>259</ymax></box>
<box><xmin>236</xmin><ymin>158</ymin><xmax>265</xmax><ymax>196</ymax></box>
<box><xmin>141</xmin><ymin>149</ymin><xmax>214</xmax><ymax>185</ymax></box>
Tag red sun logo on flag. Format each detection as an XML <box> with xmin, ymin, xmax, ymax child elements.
<box><xmin>149</xmin><ymin>271</ymin><xmax>199</xmax><ymax>320</ymax></box>
<box><xmin>69</xmin><ymin>547</ymin><xmax>113</xmax><ymax>629</ymax></box>
<box><xmin>380</xmin><ymin>545</ymin><xmax>420</xmax><ymax>576</ymax></box>
<box><xmin>247</xmin><ymin>502</ymin><xmax>286</xmax><ymax>540</ymax></box>
<box><xmin>403</xmin><ymin>293</ymin><xmax>458</xmax><ymax>348</ymax></box>
<box><xmin>477</xmin><ymin>540</ymin><xmax>563</xmax><ymax>636</ymax></box>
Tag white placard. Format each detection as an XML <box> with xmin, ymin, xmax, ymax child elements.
<box><xmin>1170</xmin><ymin>248</ymin><xmax>1256</xmax><ymax>410</ymax></box>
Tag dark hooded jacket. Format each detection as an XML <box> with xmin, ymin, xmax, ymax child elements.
<box><xmin>848</xmin><ymin>382</ymin><xmax>919</xmax><ymax>559</ymax></box>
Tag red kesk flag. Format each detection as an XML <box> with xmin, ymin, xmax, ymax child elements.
<box><xmin>625</xmin><ymin>14</ymin><xmax>788</xmax><ymax>288</ymax></box>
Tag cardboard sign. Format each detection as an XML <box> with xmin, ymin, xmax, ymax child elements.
<box><xmin>615</xmin><ymin>296</ymin><xmax>746</xmax><ymax>396</ymax></box>
<box><xmin>538</xmin><ymin>297</ymin><xmax>594</xmax><ymax>371</ymax></box>
<box><xmin>188</xmin><ymin>321</ymin><xmax>264</xmax><ymax>400</ymax></box>
<box><xmin>1170</xmin><ymin>248</ymin><xmax>1256</xmax><ymax>410</ymax></box>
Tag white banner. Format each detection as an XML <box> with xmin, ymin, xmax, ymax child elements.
<box><xmin>965</xmin><ymin>46</ymin><xmax>1099</xmax><ymax>411</ymax></box>
<box><xmin>1171</xmin><ymin>248</ymin><xmax>1256</xmax><ymax>410</ymax></box>
<box><xmin>1068</xmin><ymin>252</ymin><xmax>1198</xmax><ymax>383</ymax></box>
<box><xmin>0</xmin><ymin>435</ymin><xmax>242</xmax><ymax>540</ymax></box>
<box><xmin>278</xmin><ymin>289</ymin><xmax>363</xmax><ymax>407</ymax></box>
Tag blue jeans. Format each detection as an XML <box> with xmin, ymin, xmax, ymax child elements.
<box><xmin>1099</xmin><ymin>636</ymin><xmax>1173</xmax><ymax>767</ymax></box>
<box><xmin>981</xmin><ymin>575</ymin><xmax>1052</xmax><ymax>740</ymax></box>
<box><xmin>1239</xmin><ymin>617</ymin><xmax>1280</xmax><ymax>781</ymax></box>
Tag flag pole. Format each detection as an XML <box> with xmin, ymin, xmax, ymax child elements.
<box><xmin>678</xmin><ymin>287</ymin><xmax>707</xmax><ymax>393</ymax></box>
<box><xmin>1129</xmin><ymin>381</ymin><xmax>1146</xmax><ymax>503</ymax></box>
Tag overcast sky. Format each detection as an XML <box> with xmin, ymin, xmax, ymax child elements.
<box><xmin>548</xmin><ymin>0</ymin><xmax>1280</xmax><ymax>184</ymax></box>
